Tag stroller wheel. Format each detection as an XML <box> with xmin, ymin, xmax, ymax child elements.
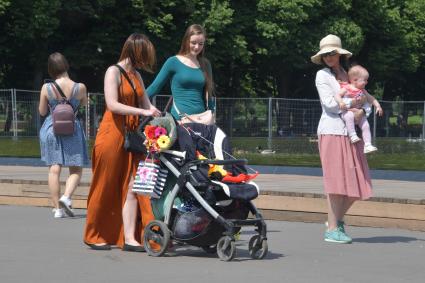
<box><xmin>143</xmin><ymin>220</ymin><xmax>171</xmax><ymax>257</ymax></box>
<box><xmin>201</xmin><ymin>245</ymin><xmax>217</xmax><ymax>254</ymax></box>
<box><xmin>217</xmin><ymin>236</ymin><xmax>236</xmax><ymax>261</ymax></box>
<box><xmin>248</xmin><ymin>235</ymin><xmax>268</xmax><ymax>260</ymax></box>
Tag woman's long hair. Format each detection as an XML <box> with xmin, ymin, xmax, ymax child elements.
<box><xmin>119</xmin><ymin>33</ymin><xmax>156</xmax><ymax>73</ymax></box>
<box><xmin>178</xmin><ymin>24</ymin><xmax>214</xmax><ymax>99</ymax></box>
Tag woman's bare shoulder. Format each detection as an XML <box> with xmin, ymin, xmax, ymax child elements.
<box><xmin>78</xmin><ymin>82</ymin><xmax>87</xmax><ymax>94</ymax></box>
<box><xmin>40</xmin><ymin>83</ymin><xmax>49</xmax><ymax>96</ymax></box>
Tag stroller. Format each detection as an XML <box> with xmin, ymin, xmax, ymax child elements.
<box><xmin>137</xmin><ymin>116</ymin><xmax>268</xmax><ymax>261</ymax></box>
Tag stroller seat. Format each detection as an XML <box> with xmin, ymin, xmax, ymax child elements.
<box><xmin>210</xmin><ymin>180</ymin><xmax>259</xmax><ymax>201</ymax></box>
<box><xmin>176</xmin><ymin>122</ymin><xmax>260</xmax><ymax>201</ymax></box>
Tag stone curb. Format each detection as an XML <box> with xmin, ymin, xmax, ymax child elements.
<box><xmin>1</xmin><ymin>179</ymin><xmax>424</xmax><ymax>231</ymax></box>
<box><xmin>2</xmin><ymin>178</ymin><xmax>424</xmax><ymax>205</ymax></box>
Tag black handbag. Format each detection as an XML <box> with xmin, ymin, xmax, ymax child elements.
<box><xmin>115</xmin><ymin>65</ymin><xmax>146</xmax><ymax>154</ymax></box>
<box><xmin>124</xmin><ymin>130</ymin><xmax>145</xmax><ymax>153</ymax></box>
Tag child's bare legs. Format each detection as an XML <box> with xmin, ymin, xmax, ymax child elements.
<box><xmin>341</xmin><ymin>111</ymin><xmax>360</xmax><ymax>143</ymax></box>
<box><xmin>48</xmin><ymin>165</ymin><xmax>62</xmax><ymax>209</ymax></box>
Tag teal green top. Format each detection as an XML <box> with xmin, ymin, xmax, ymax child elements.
<box><xmin>146</xmin><ymin>56</ymin><xmax>213</xmax><ymax>120</ymax></box>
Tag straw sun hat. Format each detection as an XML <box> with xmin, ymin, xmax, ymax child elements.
<box><xmin>311</xmin><ymin>34</ymin><xmax>352</xmax><ymax>64</ymax></box>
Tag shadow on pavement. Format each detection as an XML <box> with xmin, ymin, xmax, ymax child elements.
<box><xmin>63</xmin><ymin>213</ymin><xmax>87</xmax><ymax>219</ymax></box>
<box><xmin>353</xmin><ymin>236</ymin><xmax>425</xmax><ymax>243</ymax></box>
<box><xmin>173</xmin><ymin>248</ymin><xmax>284</xmax><ymax>261</ymax></box>
<box><xmin>241</xmin><ymin>230</ymin><xmax>281</xmax><ymax>235</ymax></box>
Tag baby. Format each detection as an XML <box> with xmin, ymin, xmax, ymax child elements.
<box><xmin>335</xmin><ymin>65</ymin><xmax>383</xmax><ymax>154</ymax></box>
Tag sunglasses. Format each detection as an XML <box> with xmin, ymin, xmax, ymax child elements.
<box><xmin>321</xmin><ymin>50</ymin><xmax>338</xmax><ymax>57</ymax></box>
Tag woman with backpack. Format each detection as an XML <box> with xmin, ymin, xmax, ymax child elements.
<box><xmin>39</xmin><ymin>52</ymin><xmax>89</xmax><ymax>218</ymax></box>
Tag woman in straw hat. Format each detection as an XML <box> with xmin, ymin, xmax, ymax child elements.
<box><xmin>311</xmin><ymin>34</ymin><xmax>372</xmax><ymax>244</ymax></box>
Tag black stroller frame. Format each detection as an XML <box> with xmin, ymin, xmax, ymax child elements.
<box><xmin>143</xmin><ymin>149</ymin><xmax>268</xmax><ymax>261</ymax></box>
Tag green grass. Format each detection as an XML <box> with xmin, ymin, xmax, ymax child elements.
<box><xmin>1</xmin><ymin>137</ymin><xmax>424</xmax><ymax>171</ymax></box>
<box><xmin>0</xmin><ymin>137</ymin><xmax>94</xmax><ymax>158</ymax></box>
<box><xmin>234</xmin><ymin>153</ymin><xmax>321</xmax><ymax>167</ymax></box>
<box><xmin>234</xmin><ymin>152</ymin><xmax>425</xmax><ymax>171</ymax></box>
<box><xmin>0</xmin><ymin>138</ymin><xmax>41</xmax><ymax>157</ymax></box>
<box><xmin>388</xmin><ymin>115</ymin><xmax>423</xmax><ymax>125</ymax></box>
<box><xmin>365</xmin><ymin>154</ymin><xmax>425</xmax><ymax>171</ymax></box>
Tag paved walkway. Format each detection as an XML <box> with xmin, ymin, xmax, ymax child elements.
<box><xmin>0</xmin><ymin>205</ymin><xmax>424</xmax><ymax>283</ymax></box>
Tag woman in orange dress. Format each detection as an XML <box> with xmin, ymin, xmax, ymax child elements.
<box><xmin>84</xmin><ymin>33</ymin><xmax>161</xmax><ymax>251</ymax></box>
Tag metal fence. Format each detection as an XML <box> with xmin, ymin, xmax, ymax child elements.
<box><xmin>1</xmin><ymin>89</ymin><xmax>425</xmax><ymax>144</ymax></box>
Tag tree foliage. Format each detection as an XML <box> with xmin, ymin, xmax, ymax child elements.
<box><xmin>0</xmin><ymin>0</ymin><xmax>424</xmax><ymax>101</ymax></box>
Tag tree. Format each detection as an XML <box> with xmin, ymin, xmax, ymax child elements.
<box><xmin>0</xmin><ymin>0</ymin><xmax>424</xmax><ymax>107</ymax></box>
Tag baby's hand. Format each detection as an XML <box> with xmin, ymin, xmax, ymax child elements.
<box><xmin>339</xmin><ymin>88</ymin><xmax>348</xmax><ymax>96</ymax></box>
<box><xmin>339</xmin><ymin>102</ymin><xmax>347</xmax><ymax>111</ymax></box>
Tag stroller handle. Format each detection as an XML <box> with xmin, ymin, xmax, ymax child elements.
<box><xmin>191</xmin><ymin>159</ymin><xmax>248</xmax><ymax>166</ymax></box>
<box><xmin>138</xmin><ymin>111</ymin><xmax>170</xmax><ymax>128</ymax></box>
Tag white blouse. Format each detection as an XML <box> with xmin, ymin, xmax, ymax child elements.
<box><xmin>315</xmin><ymin>68</ymin><xmax>347</xmax><ymax>136</ymax></box>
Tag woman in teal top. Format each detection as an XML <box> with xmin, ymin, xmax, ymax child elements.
<box><xmin>146</xmin><ymin>24</ymin><xmax>214</xmax><ymax>120</ymax></box>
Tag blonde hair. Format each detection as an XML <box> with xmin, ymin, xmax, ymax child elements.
<box><xmin>348</xmin><ymin>65</ymin><xmax>369</xmax><ymax>81</ymax></box>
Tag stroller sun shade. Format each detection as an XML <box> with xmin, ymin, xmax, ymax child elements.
<box><xmin>176</xmin><ymin>123</ymin><xmax>259</xmax><ymax>201</ymax></box>
<box><xmin>176</xmin><ymin>123</ymin><xmax>247</xmax><ymax>175</ymax></box>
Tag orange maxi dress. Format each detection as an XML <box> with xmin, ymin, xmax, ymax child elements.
<box><xmin>84</xmin><ymin>70</ymin><xmax>154</xmax><ymax>247</ymax></box>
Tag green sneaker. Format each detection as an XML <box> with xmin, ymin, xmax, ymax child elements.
<box><xmin>324</xmin><ymin>229</ymin><xmax>352</xmax><ymax>244</ymax></box>
<box><xmin>325</xmin><ymin>221</ymin><xmax>346</xmax><ymax>233</ymax></box>
<box><xmin>337</xmin><ymin>221</ymin><xmax>345</xmax><ymax>233</ymax></box>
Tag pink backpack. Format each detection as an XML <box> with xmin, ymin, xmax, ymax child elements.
<box><xmin>50</xmin><ymin>82</ymin><xmax>75</xmax><ymax>136</ymax></box>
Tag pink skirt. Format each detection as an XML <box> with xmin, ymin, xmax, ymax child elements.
<box><xmin>318</xmin><ymin>135</ymin><xmax>372</xmax><ymax>200</ymax></box>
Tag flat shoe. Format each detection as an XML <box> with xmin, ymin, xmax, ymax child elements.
<box><xmin>122</xmin><ymin>243</ymin><xmax>145</xmax><ymax>252</ymax></box>
<box><xmin>85</xmin><ymin>242</ymin><xmax>111</xmax><ymax>250</ymax></box>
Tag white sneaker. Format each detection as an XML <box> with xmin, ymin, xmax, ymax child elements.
<box><xmin>53</xmin><ymin>208</ymin><xmax>65</xmax><ymax>218</ymax></box>
<box><xmin>364</xmin><ymin>144</ymin><xmax>378</xmax><ymax>154</ymax></box>
<box><xmin>59</xmin><ymin>195</ymin><xmax>75</xmax><ymax>217</ymax></box>
<box><xmin>350</xmin><ymin>134</ymin><xmax>361</xmax><ymax>144</ymax></box>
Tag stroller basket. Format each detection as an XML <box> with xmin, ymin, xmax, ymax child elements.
<box><xmin>172</xmin><ymin>200</ymin><xmax>249</xmax><ymax>247</ymax></box>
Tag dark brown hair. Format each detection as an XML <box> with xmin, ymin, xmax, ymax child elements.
<box><xmin>48</xmin><ymin>52</ymin><xmax>69</xmax><ymax>79</ymax></box>
<box><xmin>321</xmin><ymin>55</ymin><xmax>350</xmax><ymax>76</ymax></box>
<box><xmin>178</xmin><ymin>24</ymin><xmax>214</xmax><ymax>98</ymax></box>
<box><xmin>118</xmin><ymin>33</ymin><xmax>156</xmax><ymax>73</ymax></box>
